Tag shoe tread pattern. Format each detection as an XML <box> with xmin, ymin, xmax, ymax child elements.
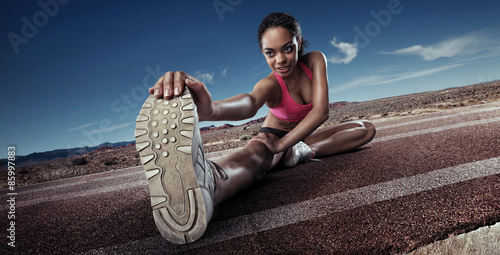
<box><xmin>135</xmin><ymin>89</ymin><xmax>207</xmax><ymax>244</ymax></box>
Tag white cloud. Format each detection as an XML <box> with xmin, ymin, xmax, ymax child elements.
<box><xmin>65</xmin><ymin>121</ymin><xmax>98</xmax><ymax>132</ymax></box>
<box><xmin>83</xmin><ymin>122</ymin><xmax>135</xmax><ymax>135</ymax></box>
<box><xmin>372</xmin><ymin>64</ymin><xmax>464</xmax><ymax>85</ymax></box>
<box><xmin>381</xmin><ymin>34</ymin><xmax>480</xmax><ymax>61</ymax></box>
<box><xmin>221</xmin><ymin>67</ymin><xmax>228</xmax><ymax>76</ymax></box>
<box><xmin>331</xmin><ymin>63</ymin><xmax>464</xmax><ymax>94</ymax></box>
<box><xmin>328</xmin><ymin>37</ymin><xmax>358</xmax><ymax>64</ymax></box>
<box><xmin>251</xmin><ymin>61</ymin><xmax>268</xmax><ymax>71</ymax></box>
<box><xmin>195</xmin><ymin>71</ymin><xmax>215</xmax><ymax>84</ymax></box>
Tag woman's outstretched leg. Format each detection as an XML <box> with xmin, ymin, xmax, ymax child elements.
<box><xmin>213</xmin><ymin>141</ymin><xmax>275</xmax><ymax>205</ymax></box>
<box><xmin>135</xmin><ymin>90</ymin><xmax>278</xmax><ymax>244</ymax></box>
<box><xmin>304</xmin><ymin>120</ymin><xmax>376</xmax><ymax>157</ymax></box>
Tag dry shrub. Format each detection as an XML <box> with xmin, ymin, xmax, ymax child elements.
<box><xmin>71</xmin><ymin>157</ymin><xmax>88</xmax><ymax>166</ymax></box>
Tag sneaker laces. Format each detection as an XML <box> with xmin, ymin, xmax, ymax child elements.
<box><xmin>207</xmin><ymin>160</ymin><xmax>228</xmax><ymax>192</ymax></box>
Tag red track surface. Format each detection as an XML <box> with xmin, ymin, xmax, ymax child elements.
<box><xmin>1</xmin><ymin>102</ymin><xmax>499</xmax><ymax>254</ymax></box>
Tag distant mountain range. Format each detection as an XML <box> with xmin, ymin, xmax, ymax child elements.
<box><xmin>0</xmin><ymin>141</ymin><xmax>135</xmax><ymax>168</ymax></box>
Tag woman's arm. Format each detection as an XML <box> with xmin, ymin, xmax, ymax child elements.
<box><xmin>209</xmin><ymin>78</ymin><xmax>275</xmax><ymax>121</ymax></box>
<box><xmin>149</xmin><ymin>71</ymin><xmax>274</xmax><ymax>122</ymax></box>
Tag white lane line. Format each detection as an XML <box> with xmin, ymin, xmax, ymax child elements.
<box><xmin>12</xmin><ymin>168</ymin><xmax>144</xmax><ymax>196</ymax></box>
<box><xmin>2</xmin><ymin>103</ymin><xmax>497</xmax><ymax>197</ymax></box>
<box><xmin>0</xmin><ymin>180</ymin><xmax>147</xmax><ymax>210</ymax></box>
<box><xmin>211</xmin><ymin>116</ymin><xmax>500</xmax><ymax>160</ymax></box>
<box><xmin>81</xmin><ymin>157</ymin><xmax>500</xmax><ymax>254</ymax></box>
<box><xmin>4</xmin><ymin>103</ymin><xmax>497</xmax><ymax>196</ymax></box>
<box><xmin>209</xmin><ymin>106</ymin><xmax>500</xmax><ymax>161</ymax></box>
<box><xmin>376</xmin><ymin>106</ymin><xmax>500</xmax><ymax>130</ymax></box>
<box><xmin>372</xmin><ymin>117</ymin><xmax>500</xmax><ymax>143</ymax></box>
<box><xmin>3</xmin><ymin>116</ymin><xmax>499</xmax><ymax>210</ymax></box>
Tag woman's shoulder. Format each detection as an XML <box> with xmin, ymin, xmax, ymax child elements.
<box><xmin>256</xmin><ymin>72</ymin><xmax>279</xmax><ymax>88</ymax></box>
<box><xmin>301</xmin><ymin>51</ymin><xmax>327</xmax><ymax>71</ymax></box>
<box><xmin>252</xmin><ymin>72</ymin><xmax>282</xmax><ymax>107</ymax></box>
<box><xmin>300</xmin><ymin>51</ymin><xmax>326</xmax><ymax>64</ymax></box>
<box><xmin>304</xmin><ymin>50</ymin><xmax>326</xmax><ymax>58</ymax></box>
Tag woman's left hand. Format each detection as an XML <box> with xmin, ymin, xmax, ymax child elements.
<box><xmin>249</xmin><ymin>132</ymin><xmax>284</xmax><ymax>154</ymax></box>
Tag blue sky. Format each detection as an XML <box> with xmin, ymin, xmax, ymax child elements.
<box><xmin>1</xmin><ymin>0</ymin><xmax>499</xmax><ymax>156</ymax></box>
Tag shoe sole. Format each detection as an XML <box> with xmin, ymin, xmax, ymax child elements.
<box><xmin>135</xmin><ymin>89</ymin><xmax>207</xmax><ymax>244</ymax></box>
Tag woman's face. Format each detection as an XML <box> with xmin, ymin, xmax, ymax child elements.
<box><xmin>261</xmin><ymin>26</ymin><xmax>301</xmax><ymax>77</ymax></box>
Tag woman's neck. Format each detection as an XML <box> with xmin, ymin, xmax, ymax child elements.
<box><xmin>282</xmin><ymin>62</ymin><xmax>302</xmax><ymax>85</ymax></box>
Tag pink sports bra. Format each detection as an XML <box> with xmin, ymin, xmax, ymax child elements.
<box><xmin>270</xmin><ymin>62</ymin><xmax>313</xmax><ymax>122</ymax></box>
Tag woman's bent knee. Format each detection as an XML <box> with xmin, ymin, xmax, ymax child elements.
<box><xmin>360</xmin><ymin>120</ymin><xmax>376</xmax><ymax>143</ymax></box>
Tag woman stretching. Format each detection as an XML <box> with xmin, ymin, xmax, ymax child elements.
<box><xmin>135</xmin><ymin>12</ymin><xmax>376</xmax><ymax>244</ymax></box>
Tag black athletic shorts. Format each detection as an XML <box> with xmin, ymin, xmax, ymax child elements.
<box><xmin>259</xmin><ymin>127</ymin><xmax>289</xmax><ymax>138</ymax></box>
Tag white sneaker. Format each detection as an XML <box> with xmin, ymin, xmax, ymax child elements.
<box><xmin>135</xmin><ymin>88</ymin><xmax>216</xmax><ymax>244</ymax></box>
<box><xmin>283</xmin><ymin>141</ymin><xmax>315</xmax><ymax>167</ymax></box>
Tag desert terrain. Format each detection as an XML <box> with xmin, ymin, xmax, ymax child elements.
<box><xmin>1</xmin><ymin>81</ymin><xmax>499</xmax><ymax>189</ymax></box>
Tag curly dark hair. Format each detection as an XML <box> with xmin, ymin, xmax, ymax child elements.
<box><xmin>257</xmin><ymin>12</ymin><xmax>309</xmax><ymax>57</ymax></box>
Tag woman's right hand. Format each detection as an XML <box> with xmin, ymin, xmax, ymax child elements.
<box><xmin>149</xmin><ymin>71</ymin><xmax>194</xmax><ymax>99</ymax></box>
<box><xmin>149</xmin><ymin>71</ymin><xmax>216</xmax><ymax>121</ymax></box>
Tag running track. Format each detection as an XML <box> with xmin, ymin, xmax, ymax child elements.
<box><xmin>1</xmin><ymin>102</ymin><xmax>499</xmax><ymax>254</ymax></box>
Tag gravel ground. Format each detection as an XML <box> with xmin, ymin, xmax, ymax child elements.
<box><xmin>2</xmin><ymin>81</ymin><xmax>499</xmax><ymax>188</ymax></box>
<box><xmin>201</xmin><ymin>81</ymin><xmax>500</xmax><ymax>152</ymax></box>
